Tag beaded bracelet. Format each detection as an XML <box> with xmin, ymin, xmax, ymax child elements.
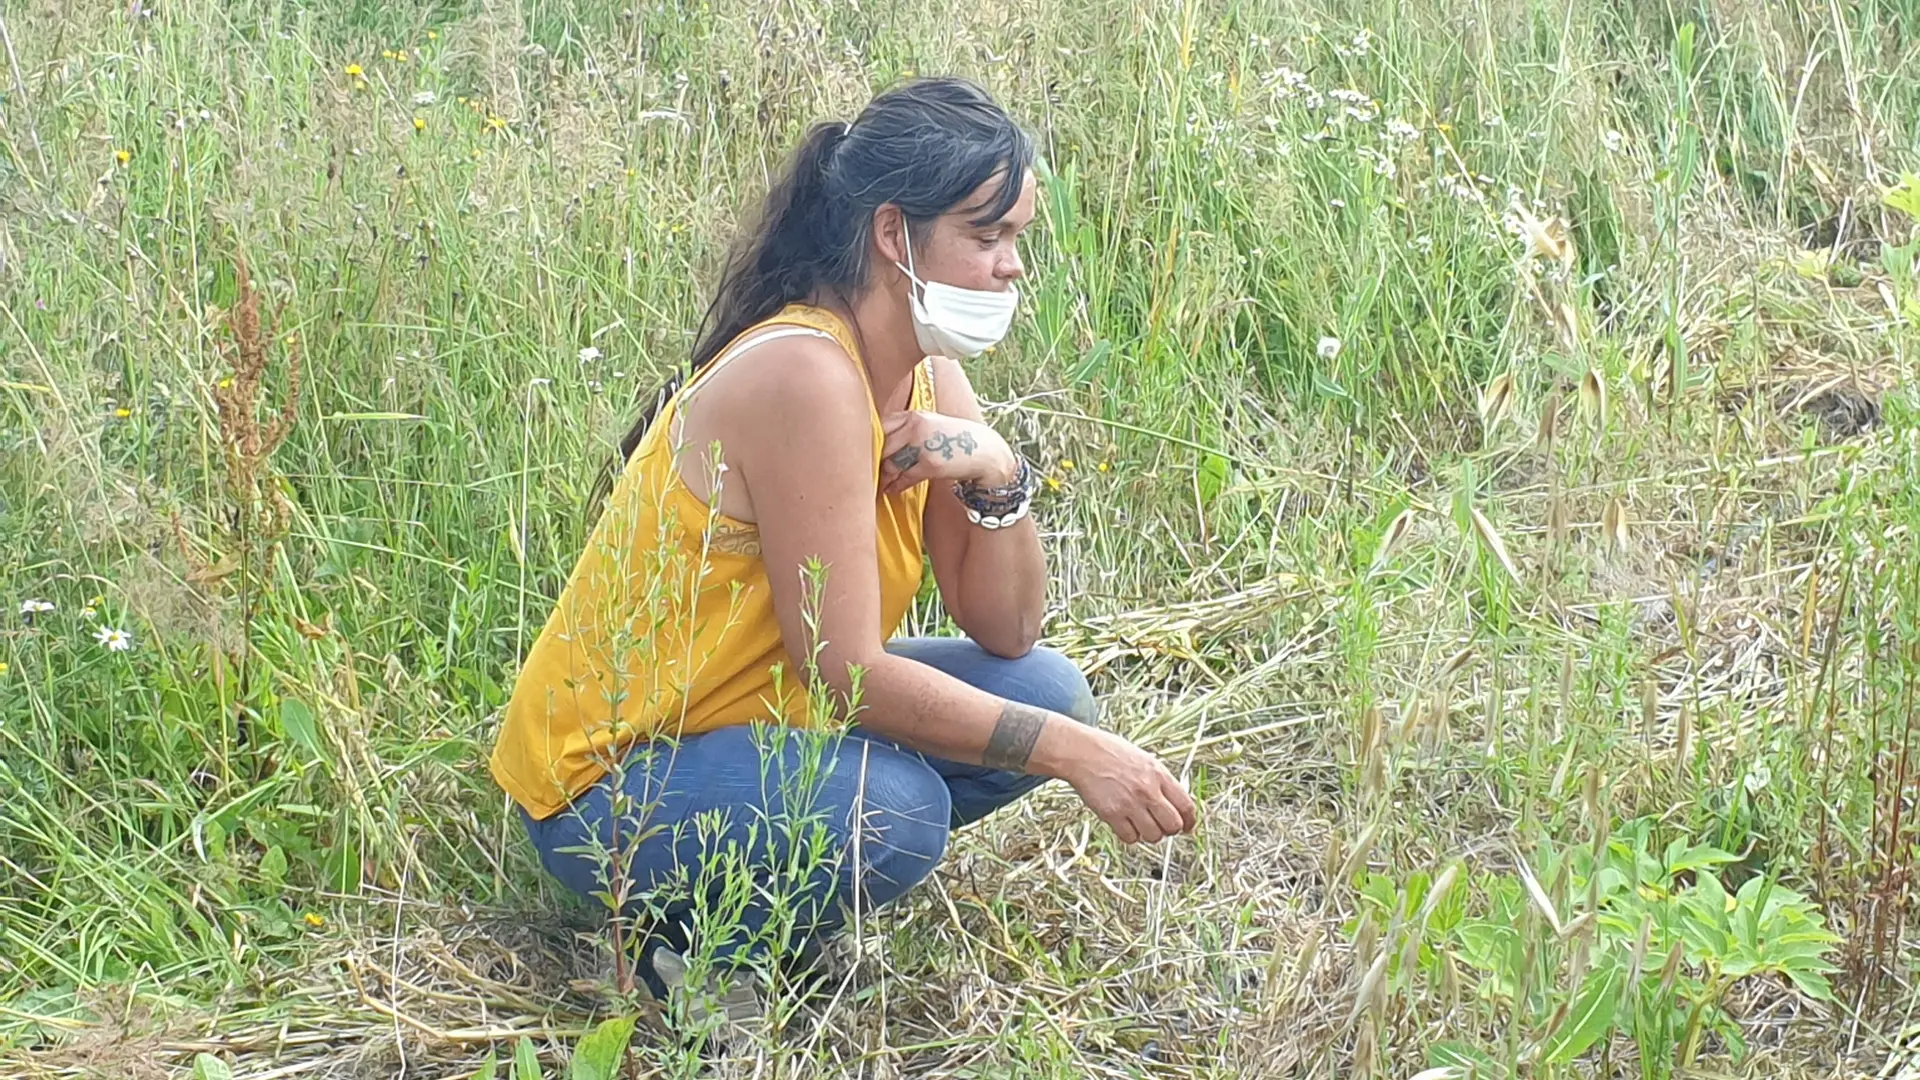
<box><xmin>953</xmin><ymin>456</ymin><xmax>1036</xmax><ymax>530</ymax></box>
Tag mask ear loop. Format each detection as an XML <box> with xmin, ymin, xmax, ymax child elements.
<box><xmin>895</xmin><ymin>221</ymin><xmax>925</xmax><ymax>294</ymax></box>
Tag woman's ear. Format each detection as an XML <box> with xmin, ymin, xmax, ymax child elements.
<box><xmin>872</xmin><ymin>204</ymin><xmax>907</xmax><ymax>266</ymax></box>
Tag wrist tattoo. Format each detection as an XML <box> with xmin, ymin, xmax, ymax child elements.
<box><xmin>923</xmin><ymin>431</ymin><xmax>977</xmax><ymax>461</ymax></box>
<box><xmin>983</xmin><ymin>701</ymin><xmax>1048</xmax><ymax>772</ymax></box>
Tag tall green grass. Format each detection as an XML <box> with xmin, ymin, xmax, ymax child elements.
<box><xmin>3</xmin><ymin>0</ymin><xmax>1918</xmax><ymax>1074</ymax></box>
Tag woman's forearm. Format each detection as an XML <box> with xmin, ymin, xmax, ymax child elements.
<box><xmin>950</xmin><ymin>512</ymin><xmax>1047</xmax><ymax>657</ymax></box>
<box><xmin>834</xmin><ymin>652</ymin><xmax>1089</xmax><ymax>776</ymax></box>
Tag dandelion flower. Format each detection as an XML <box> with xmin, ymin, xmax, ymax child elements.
<box><xmin>0</xmin><ymin>662</ymin><xmax>9</xmax><ymax>675</ymax></box>
<box><xmin>428</xmin><ymin>30</ymin><xmax>439</xmax><ymax>40</ymax></box>
<box><xmin>381</xmin><ymin>49</ymin><xmax>395</xmax><ymax>60</ymax></box>
<box><xmin>1060</xmin><ymin>458</ymin><xmax>1076</xmax><ymax>471</ymax></box>
<box><xmin>20</xmin><ymin>599</ymin><xmax>54</xmax><ymax>616</ymax></box>
<box><xmin>115</xmin><ymin>149</ymin><xmax>132</xmax><ymax>166</ymax></box>
<box><xmin>486</xmin><ymin>113</ymin><xmax>507</xmax><ymax>132</ymax></box>
<box><xmin>395</xmin><ymin>49</ymin><xmax>408</xmax><ymax>62</ymax></box>
<box><xmin>304</xmin><ymin>912</ymin><xmax>327</xmax><ymax>928</ymax></box>
<box><xmin>344</xmin><ymin>63</ymin><xmax>364</xmax><ymax>78</ymax></box>
<box><xmin>1044</xmin><ymin>475</ymin><xmax>1064</xmax><ymax>492</ymax></box>
<box><xmin>1096</xmin><ymin>461</ymin><xmax>1111</xmax><ymax>473</ymax></box>
<box><xmin>94</xmin><ymin>626</ymin><xmax>133</xmax><ymax>652</ymax></box>
<box><xmin>413</xmin><ymin>115</ymin><xmax>427</xmax><ymax>132</ymax></box>
<box><xmin>1318</xmin><ymin>336</ymin><xmax>1343</xmax><ymax>360</ymax></box>
<box><xmin>578</xmin><ymin>346</ymin><xmax>602</xmax><ymax>363</ymax></box>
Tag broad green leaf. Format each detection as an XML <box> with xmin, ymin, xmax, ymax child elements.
<box><xmin>512</xmin><ymin>1036</ymin><xmax>543</xmax><ymax>1080</ymax></box>
<box><xmin>1785</xmin><ymin>966</ymin><xmax>1836</xmax><ymax>1002</ymax></box>
<box><xmin>567</xmin><ymin>1016</ymin><xmax>636</xmax><ymax>1080</ymax></box>
<box><xmin>279</xmin><ymin>697</ymin><xmax>327</xmax><ymax>763</ymax></box>
<box><xmin>1544</xmin><ymin>964</ymin><xmax>1623</xmax><ymax>1064</ymax></box>
<box><xmin>1428</xmin><ymin>1039</ymin><xmax>1506</xmax><ymax>1078</ymax></box>
<box><xmin>258</xmin><ymin>844</ymin><xmax>288</xmax><ymax>885</ymax></box>
<box><xmin>1197</xmin><ymin>451</ymin><xmax>1231</xmax><ymax>505</ymax></box>
<box><xmin>192</xmin><ymin>1055</ymin><xmax>235</xmax><ymax>1080</ymax></box>
<box><xmin>1884</xmin><ymin>174</ymin><xmax>1920</xmax><ymax>222</ymax></box>
<box><xmin>1664</xmin><ymin>843</ymin><xmax>1737</xmax><ymax>876</ymax></box>
<box><xmin>468</xmin><ymin>1051</ymin><xmax>499</xmax><ymax>1080</ymax></box>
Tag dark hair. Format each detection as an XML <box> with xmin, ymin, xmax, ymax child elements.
<box><xmin>589</xmin><ymin>76</ymin><xmax>1034</xmax><ymax>513</ymax></box>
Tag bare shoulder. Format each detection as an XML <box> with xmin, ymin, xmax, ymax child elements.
<box><xmin>694</xmin><ymin>331</ymin><xmax>871</xmax><ymax>439</ymax></box>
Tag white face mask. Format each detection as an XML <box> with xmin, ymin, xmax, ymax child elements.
<box><xmin>894</xmin><ymin>237</ymin><xmax>1018</xmax><ymax>359</ymax></box>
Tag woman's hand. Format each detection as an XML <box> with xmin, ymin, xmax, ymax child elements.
<box><xmin>1057</xmin><ymin>727</ymin><xmax>1198</xmax><ymax>845</ymax></box>
<box><xmin>879</xmin><ymin>410</ymin><xmax>1018</xmax><ymax>497</ymax></box>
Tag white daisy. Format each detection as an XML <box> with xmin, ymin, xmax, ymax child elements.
<box><xmin>578</xmin><ymin>346</ymin><xmax>602</xmax><ymax>364</ymax></box>
<box><xmin>1318</xmin><ymin>336</ymin><xmax>1343</xmax><ymax>361</ymax></box>
<box><xmin>94</xmin><ymin>626</ymin><xmax>134</xmax><ymax>652</ymax></box>
<box><xmin>20</xmin><ymin>599</ymin><xmax>54</xmax><ymax>615</ymax></box>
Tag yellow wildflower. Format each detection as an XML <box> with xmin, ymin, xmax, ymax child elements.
<box><xmin>1044</xmin><ymin>475</ymin><xmax>1063</xmax><ymax>492</ymax></box>
<box><xmin>1060</xmin><ymin>458</ymin><xmax>1076</xmax><ymax>471</ymax></box>
<box><xmin>344</xmin><ymin>63</ymin><xmax>364</xmax><ymax>78</ymax></box>
<box><xmin>115</xmin><ymin>149</ymin><xmax>131</xmax><ymax>166</ymax></box>
<box><xmin>1096</xmin><ymin>460</ymin><xmax>1111</xmax><ymax>473</ymax></box>
<box><xmin>395</xmin><ymin>49</ymin><xmax>408</xmax><ymax>62</ymax></box>
<box><xmin>303</xmin><ymin>912</ymin><xmax>326</xmax><ymax>928</ymax></box>
<box><xmin>625</xmin><ymin>167</ymin><xmax>636</xmax><ymax>178</ymax></box>
<box><xmin>218</xmin><ymin>377</ymin><xmax>234</xmax><ymax>389</ymax></box>
<box><xmin>486</xmin><ymin>113</ymin><xmax>507</xmax><ymax>131</ymax></box>
<box><xmin>381</xmin><ymin>49</ymin><xmax>395</xmax><ymax>60</ymax></box>
<box><xmin>413</xmin><ymin>115</ymin><xmax>427</xmax><ymax>132</ymax></box>
<box><xmin>114</xmin><ymin>407</ymin><xmax>132</xmax><ymax>419</ymax></box>
<box><xmin>0</xmin><ymin>662</ymin><xmax>10</xmax><ymax>675</ymax></box>
<box><xmin>428</xmin><ymin>30</ymin><xmax>439</xmax><ymax>40</ymax></box>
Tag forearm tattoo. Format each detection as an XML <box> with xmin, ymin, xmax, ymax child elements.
<box><xmin>923</xmin><ymin>431</ymin><xmax>978</xmax><ymax>461</ymax></box>
<box><xmin>982</xmin><ymin>701</ymin><xmax>1048</xmax><ymax>772</ymax></box>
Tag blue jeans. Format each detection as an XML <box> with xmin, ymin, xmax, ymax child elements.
<box><xmin>521</xmin><ymin>638</ymin><xmax>1097</xmax><ymax>967</ymax></box>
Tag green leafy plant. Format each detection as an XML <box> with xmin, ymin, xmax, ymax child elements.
<box><xmin>1393</xmin><ymin>820</ymin><xmax>1841</xmax><ymax>1078</ymax></box>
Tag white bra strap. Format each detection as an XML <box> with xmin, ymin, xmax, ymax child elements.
<box><xmin>672</xmin><ymin>325</ymin><xmax>836</xmax><ymax>439</ymax></box>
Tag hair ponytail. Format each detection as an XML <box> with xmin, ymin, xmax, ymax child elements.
<box><xmin>588</xmin><ymin>78</ymin><xmax>1030</xmax><ymax>520</ymax></box>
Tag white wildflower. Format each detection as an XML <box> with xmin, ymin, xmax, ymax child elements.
<box><xmin>20</xmin><ymin>599</ymin><xmax>55</xmax><ymax>616</ymax></box>
<box><xmin>1358</xmin><ymin>147</ymin><xmax>1397</xmax><ymax>178</ymax></box>
<box><xmin>1603</xmin><ymin>129</ymin><xmax>1625</xmax><ymax>152</ymax></box>
<box><xmin>94</xmin><ymin>626</ymin><xmax>133</xmax><ymax>652</ymax></box>
<box><xmin>1384</xmin><ymin>118</ymin><xmax>1421</xmax><ymax>144</ymax></box>
<box><xmin>413</xmin><ymin>90</ymin><xmax>437</xmax><ymax>106</ymax></box>
<box><xmin>1317</xmin><ymin>336</ymin><xmax>1343</xmax><ymax>360</ymax></box>
<box><xmin>1328</xmin><ymin>197</ymin><xmax>1346</xmax><ymax>208</ymax></box>
<box><xmin>577</xmin><ymin>346</ymin><xmax>602</xmax><ymax>364</ymax></box>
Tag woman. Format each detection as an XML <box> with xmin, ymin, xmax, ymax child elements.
<box><xmin>490</xmin><ymin>77</ymin><xmax>1196</xmax><ymax>1033</ymax></box>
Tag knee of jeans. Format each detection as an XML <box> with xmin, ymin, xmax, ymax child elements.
<box><xmin>847</xmin><ymin>751</ymin><xmax>951</xmax><ymax>904</ymax></box>
<box><xmin>1012</xmin><ymin>646</ymin><xmax>1100</xmax><ymax>730</ymax></box>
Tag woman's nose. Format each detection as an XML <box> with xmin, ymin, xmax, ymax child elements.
<box><xmin>999</xmin><ymin>246</ymin><xmax>1025</xmax><ymax>282</ymax></box>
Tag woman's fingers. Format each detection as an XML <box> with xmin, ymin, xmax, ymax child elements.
<box><xmin>1162</xmin><ymin>772</ymin><xmax>1199</xmax><ymax>832</ymax></box>
<box><xmin>1144</xmin><ymin>792</ymin><xmax>1188</xmax><ymax>839</ymax></box>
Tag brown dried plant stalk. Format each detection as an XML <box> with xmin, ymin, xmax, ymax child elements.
<box><xmin>202</xmin><ymin>257</ymin><xmax>304</xmax><ymax>767</ymax></box>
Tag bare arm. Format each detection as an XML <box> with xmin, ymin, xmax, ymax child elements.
<box><xmin>731</xmin><ymin>341</ymin><xmax>1194</xmax><ymax>842</ymax></box>
<box><xmin>914</xmin><ymin>356</ymin><xmax>1048</xmax><ymax>657</ymax></box>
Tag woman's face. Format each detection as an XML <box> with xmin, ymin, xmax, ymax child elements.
<box><xmin>904</xmin><ymin>169</ymin><xmax>1037</xmax><ymax>293</ymax></box>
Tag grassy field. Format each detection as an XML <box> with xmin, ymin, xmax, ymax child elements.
<box><xmin>4</xmin><ymin>0</ymin><xmax>1920</xmax><ymax>1075</ymax></box>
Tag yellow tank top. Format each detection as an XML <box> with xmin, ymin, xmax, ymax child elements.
<box><xmin>490</xmin><ymin>303</ymin><xmax>935</xmax><ymax>820</ymax></box>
